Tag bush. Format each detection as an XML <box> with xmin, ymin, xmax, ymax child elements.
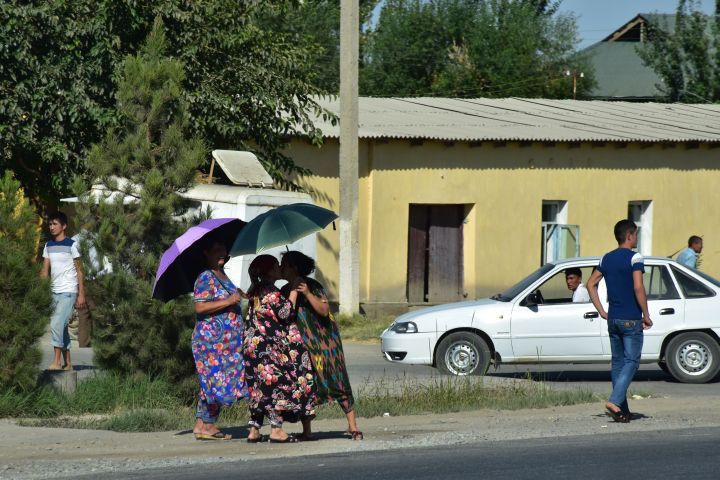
<box><xmin>0</xmin><ymin>171</ymin><xmax>52</xmax><ymax>390</ymax></box>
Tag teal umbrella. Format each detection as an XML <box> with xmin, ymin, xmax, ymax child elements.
<box><xmin>230</xmin><ymin>203</ymin><xmax>338</xmax><ymax>256</ymax></box>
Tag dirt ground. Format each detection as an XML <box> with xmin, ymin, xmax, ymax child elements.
<box><xmin>2</xmin><ymin>394</ymin><xmax>719</xmax><ymax>479</ymax></box>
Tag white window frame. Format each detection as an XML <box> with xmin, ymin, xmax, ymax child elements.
<box><xmin>628</xmin><ymin>200</ymin><xmax>653</xmax><ymax>256</ymax></box>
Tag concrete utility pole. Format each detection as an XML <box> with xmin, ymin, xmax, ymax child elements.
<box><xmin>339</xmin><ymin>0</ymin><xmax>360</xmax><ymax>315</ymax></box>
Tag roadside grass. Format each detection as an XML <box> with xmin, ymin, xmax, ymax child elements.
<box><xmin>335</xmin><ymin>313</ymin><xmax>392</xmax><ymax>342</ymax></box>
<box><xmin>12</xmin><ymin>373</ymin><xmax>598</xmax><ymax>432</ymax></box>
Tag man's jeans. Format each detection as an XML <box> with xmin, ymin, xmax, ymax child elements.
<box><xmin>608</xmin><ymin>318</ymin><xmax>644</xmax><ymax>412</ymax></box>
<box><xmin>50</xmin><ymin>292</ymin><xmax>77</xmax><ymax>349</ymax></box>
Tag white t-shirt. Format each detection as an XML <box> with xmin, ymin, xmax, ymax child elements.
<box><xmin>43</xmin><ymin>237</ymin><xmax>81</xmax><ymax>293</ymax></box>
<box><xmin>572</xmin><ymin>283</ymin><xmax>591</xmax><ymax>303</ymax></box>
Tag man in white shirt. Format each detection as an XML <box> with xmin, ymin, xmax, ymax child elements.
<box><xmin>40</xmin><ymin>212</ymin><xmax>85</xmax><ymax>371</ymax></box>
<box><xmin>565</xmin><ymin>267</ymin><xmax>590</xmax><ymax>302</ymax></box>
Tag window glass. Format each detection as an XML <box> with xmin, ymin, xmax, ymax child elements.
<box><xmin>534</xmin><ymin>267</ymin><xmax>594</xmax><ymax>304</ymax></box>
<box><xmin>671</xmin><ymin>266</ymin><xmax>715</xmax><ymax>298</ymax></box>
<box><xmin>643</xmin><ymin>266</ymin><xmax>680</xmax><ymax>300</ymax></box>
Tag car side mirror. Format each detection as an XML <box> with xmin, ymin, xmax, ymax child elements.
<box><xmin>525</xmin><ymin>292</ymin><xmax>540</xmax><ymax>307</ymax></box>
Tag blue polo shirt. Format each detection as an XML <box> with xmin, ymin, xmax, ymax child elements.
<box><xmin>598</xmin><ymin>248</ymin><xmax>645</xmax><ymax>320</ymax></box>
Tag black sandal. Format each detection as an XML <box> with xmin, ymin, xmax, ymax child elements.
<box><xmin>269</xmin><ymin>435</ymin><xmax>299</xmax><ymax>443</ymax></box>
<box><xmin>349</xmin><ymin>430</ymin><xmax>364</xmax><ymax>440</ymax></box>
<box><xmin>247</xmin><ymin>435</ymin><xmax>265</xmax><ymax>443</ymax></box>
<box><xmin>605</xmin><ymin>406</ymin><xmax>630</xmax><ymax>423</ymax></box>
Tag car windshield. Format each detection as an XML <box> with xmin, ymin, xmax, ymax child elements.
<box><xmin>691</xmin><ymin>269</ymin><xmax>720</xmax><ymax>288</ymax></box>
<box><xmin>491</xmin><ymin>264</ymin><xmax>555</xmax><ymax>302</ymax></box>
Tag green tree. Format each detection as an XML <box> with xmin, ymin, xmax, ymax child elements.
<box><xmin>0</xmin><ymin>170</ymin><xmax>51</xmax><ymax>390</ymax></box>
<box><xmin>73</xmin><ymin>19</ymin><xmax>203</xmax><ymax>382</ymax></box>
<box><xmin>360</xmin><ymin>0</ymin><xmax>594</xmax><ymax>98</ymax></box>
<box><xmin>0</xmin><ymin>1</ymin><xmax>325</xmax><ymax>207</ymax></box>
<box><xmin>256</xmin><ymin>1</ymin><xmax>379</xmax><ymax>93</ymax></box>
<box><xmin>638</xmin><ymin>0</ymin><xmax>720</xmax><ymax>102</ymax></box>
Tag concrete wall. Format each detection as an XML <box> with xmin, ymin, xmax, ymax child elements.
<box><xmin>288</xmin><ymin>138</ymin><xmax>720</xmax><ymax>314</ymax></box>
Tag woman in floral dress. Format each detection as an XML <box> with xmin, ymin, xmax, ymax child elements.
<box><xmin>244</xmin><ymin>254</ymin><xmax>317</xmax><ymax>443</ymax></box>
<box><xmin>191</xmin><ymin>238</ymin><xmax>246</xmax><ymax>441</ymax></box>
<box><xmin>280</xmin><ymin>251</ymin><xmax>362</xmax><ymax>440</ymax></box>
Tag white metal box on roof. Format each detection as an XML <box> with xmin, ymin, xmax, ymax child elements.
<box><xmin>63</xmin><ymin>150</ymin><xmax>316</xmax><ymax>293</ymax></box>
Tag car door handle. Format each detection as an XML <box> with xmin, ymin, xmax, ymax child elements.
<box><xmin>584</xmin><ymin>312</ymin><xmax>599</xmax><ymax>319</ymax></box>
<box><xmin>659</xmin><ymin>308</ymin><xmax>675</xmax><ymax>315</ymax></box>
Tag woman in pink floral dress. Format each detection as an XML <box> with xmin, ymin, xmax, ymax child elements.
<box><xmin>243</xmin><ymin>255</ymin><xmax>317</xmax><ymax>443</ymax></box>
<box><xmin>191</xmin><ymin>238</ymin><xmax>246</xmax><ymax>441</ymax></box>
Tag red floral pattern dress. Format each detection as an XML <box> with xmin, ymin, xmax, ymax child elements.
<box><xmin>243</xmin><ymin>283</ymin><xmax>317</xmax><ymax>427</ymax></box>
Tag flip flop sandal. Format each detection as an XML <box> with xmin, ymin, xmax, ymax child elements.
<box><xmin>196</xmin><ymin>431</ymin><xmax>232</xmax><ymax>441</ymax></box>
<box><xmin>269</xmin><ymin>435</ymin><xmax>299</xmax><ymax>443</ymax></box>
<box><xmin>247</xmin><ymin>435</ymin><xmax>265</xmax><ymax>443</ymax></box>
<box><xmin>349</xmin><ymin>431</ymin><xmax>364</xmax><ymax>440</ymax></box>
<box><xmin>605</xmin><ymin>407</ymin><xmax>630</xmax><ymax>423</ymax></box>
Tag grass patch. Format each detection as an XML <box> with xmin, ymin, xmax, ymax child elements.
<box><xmin>13</xmin><ymin>375</ymin><xmax>598</xmax><ymax>432</ymax></box>
<box><xmin>336</xmin><ymin>313</ymin><xmax>393</xmax><ymax>342</ymax></box>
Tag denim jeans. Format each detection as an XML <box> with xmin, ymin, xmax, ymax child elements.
<box><xmin>608</xmin><ymin>318</ymin><xmax>644</xmax><ymax>412</ymax></box>
<box><xmin>50</xmin><ymin>292</ymin><xmax>77</xmax><ymax>349</ymax></box>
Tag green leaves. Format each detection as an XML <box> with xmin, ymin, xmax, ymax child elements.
<box><xmin>360</xmin><ymin>0</ymin><xmax>595</xmax><ymax>98</ymax></box>
<box><xmin>0</xmin><ymin>170</ymin><xmax>51</xmax><ymax>390</ymax></box>
<box><xmin>638</xmin><ymin>0</ymin><xmax>720</xmax><ymax>103</ymax></box>
<box><xmin>75</xmin><ymin>19</ymin><xmax>201</xmax><ymax>381</ymax></box>
<box><xmin>2</xmin><ymin>1</ymin><xmax>330</xmax><ymax>206</ymax></box>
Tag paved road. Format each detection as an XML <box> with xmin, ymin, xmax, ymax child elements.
<box><xmin>77</xmin><ymin>426</ymin><xmax>720</xmax><ymax>479</ymax></box>
<box><xmin>42</xmin><ymin>338</ymin><xmax>720</xmax><ymax>398</ymax></box>
<box><xmin>342</xmin><ymin>343</ymin><xmax>720</xmax><ymax>399</ymax></box>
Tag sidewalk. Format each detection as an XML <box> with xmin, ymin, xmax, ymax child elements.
<box><xmin>2</xmin><ymin>395</ymin><xmax>720</xmax><ymax>479</ymax></box>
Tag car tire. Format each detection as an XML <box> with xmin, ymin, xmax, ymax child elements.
<box><xmin>665</xmin><ymin>332</ymin><xmax>720</xmax><ymax>384</ymax></box>
<box><xmin>657</xmin><ymin>361</ymin><xmax>670</xmax><ymax>375</ymax></box>
<box><xmin>436</xmin><ymin>332</ymin><xmax>491</xmax><ymax>376</ymax></box>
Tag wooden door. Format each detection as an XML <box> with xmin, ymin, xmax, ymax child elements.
<box><xmin>407</xmin><ymin>205</ymin><xmax>464</xmax><ymax>304</ymax></box>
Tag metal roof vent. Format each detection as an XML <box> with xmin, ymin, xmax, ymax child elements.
<box><xmin>210</xmin><ymin>150</ymin><xmax>274</xmax><ymax>188</ymax></box>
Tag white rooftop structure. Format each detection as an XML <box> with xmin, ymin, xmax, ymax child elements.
<box><xmin>310</xmin><ymin>97</ymin><xmax>720</xmax><ymax>144</ymax></box>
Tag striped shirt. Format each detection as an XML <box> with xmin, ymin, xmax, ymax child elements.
<box><xmin>43</xmin><ymin>238</ymin><xmax>81</xmax><ymax>293</ymax></box>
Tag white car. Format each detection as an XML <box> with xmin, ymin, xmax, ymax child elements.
<box><xmin>381</xmin><ymin>257</ymin><xmax>720</xmax><ymax>383</ymax></box>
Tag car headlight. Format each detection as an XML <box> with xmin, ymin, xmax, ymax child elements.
<box><xmin>390</xmin><ymin>321</ymin><xmax>418</xmax><ymax>334</ymax></box>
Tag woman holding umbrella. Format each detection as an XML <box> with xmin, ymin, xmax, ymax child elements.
<box><xmin>244</xmin><ymin>255</ymin><xmax>317</xmax><ymax>443</ymax></box>
<box><xmin>280</xmin><ymin>251</ymin><xmax>362</xmax><ymax>440</ymax></box>
<box><xmin>191</xmin><ymin>235</ymin><xmax>247</xmax><ymax>440</ymax></box>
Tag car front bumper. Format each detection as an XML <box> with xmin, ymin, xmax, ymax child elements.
<box><xmin>380</xmin><ymin>331</ymin><xmax>435</xmax><ymax>365</ymax></box>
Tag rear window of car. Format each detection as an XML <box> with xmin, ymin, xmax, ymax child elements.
<box><xmin>671</xmin><ymin>266</ymin><xmax>716</xmax><ymax>299</ymax></box>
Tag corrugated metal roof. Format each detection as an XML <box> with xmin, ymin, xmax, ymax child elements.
<box><xmin>310</xmin><ymin>97</ymin><xmax>720</xmax><ymax>143</ymax></box>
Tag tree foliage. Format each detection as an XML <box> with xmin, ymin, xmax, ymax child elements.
<box><xmin>360</xmin><ymin>0</ymin><xmax>594</xmax><ymax>98</ymax></box>
<box><xmin>0</xmin><ymin>1</ymin><xmax>326</xmax><ymax>206</ymax></box>
<box><xmin>256</xmin><ymin>0</ymin><xmax>380</xmax><ymax>93</ymax></box>
<box><xmin>0</xmin><ymin>170</ymin><xmax>51</xmax><ymax>390</ymax></box>
<box><xmin>73</xmin><ymin>19</ymin><xmax>204</xmax><ymax>382</ymax></box>
<box><xmin>637</xmin><ymin>0</ymin><xmax>720</xmax><ymax>102</ymax></box>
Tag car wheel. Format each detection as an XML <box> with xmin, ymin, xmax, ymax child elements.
<box><xmin>436</xmin><ymin>332</ymin><xmax>491</xmax><ymax>376</ymax></box>
<box><xmin>657</xmin><ymin>361</ymin><xmax>670</xmax><ymax>375</ymax></box>
<box><xmin>665</xmin><ymin>332</ymin><xmax>720</xmax><ymax>384</ymax></box>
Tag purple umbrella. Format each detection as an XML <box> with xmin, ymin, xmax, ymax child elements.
<box><xmin>152</xmin><ymin>218</ymin><xmax>246</xmax><ymax>302</ymax></box>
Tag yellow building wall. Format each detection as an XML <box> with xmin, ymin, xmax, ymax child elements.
<box><xmin>288</xmin><ymin>138</ymin><xmax>720</xmax><ymax>310</ymax></box>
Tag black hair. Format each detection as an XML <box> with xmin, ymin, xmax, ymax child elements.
<box><xmin>48</xmin><ymin>211</ymin><xmax>68</xmax><ymax>226</ymax></box>
<box><xmin>688</xmin><ymin>235</ymin><xmax>702</xmax><ymax>247</ymax></box>
<box><xmin>281</xmin><ymin>251</ymin><xmax>316</xmax><ymax>276</ymax></box>
<box><xmin>565</xmin><ymin>267</ymin><xmax>582</xmax><ymax>278</ymax></box>
<box><xmin>613</xmin><ymin>219</ymin><xmax>637</xmax><ymax>244</ymax></box>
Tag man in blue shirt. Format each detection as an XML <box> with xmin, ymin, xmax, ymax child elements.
<box><xmin>676</xmin><ymin>235</ymin><xmax>703</xmax><ymax>269</ymax></box>
<box><xmin>587</xmin><ymin>219</ymin><xmax>652</xmax><ymax>423</ymax></box>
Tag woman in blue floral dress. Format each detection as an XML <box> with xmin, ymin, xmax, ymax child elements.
<box><xmin>192</xmin><ymin>238</ymin><xmax>246</xmax><ymax>441</ymax></box>
<box><xmin>244</xmin><ymin>255</ymin><xmax>317</xmax><ymax>443</ymax></box>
